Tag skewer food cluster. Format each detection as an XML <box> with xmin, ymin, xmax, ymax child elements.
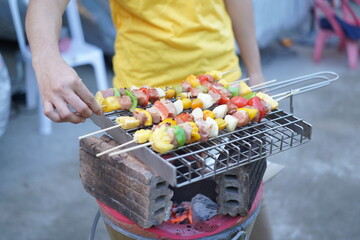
<box><xmin>95</xmin><ymin>70</ymin><xmax>253</xmax><ymax>113</ymax></box>
<box><xmin>96</xmin><ymin>70</ymin><xmax>277</xmax><ymax>131</ymax></box>
<box><xmin>114</xmin><ymin>89</ymin><xmax>278</xmax><ymax>131</ymax></box>
<box><xmin>110</xmin><ymin>92</ymin><xmax>278</xmax><ymax>155</ymax></box>
<box><xmin>90</xmin><ymin>69</ymin><xmax>280</xmax><ymax>156</ymax></box>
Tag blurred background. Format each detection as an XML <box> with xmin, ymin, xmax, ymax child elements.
<box><xmin>0</xmin><ymin>0</ymin><xmax>359</xmax><ymax>239</ymax></box>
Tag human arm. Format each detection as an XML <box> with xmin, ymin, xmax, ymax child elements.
<box><xmin>224</xmin><ymin>0</ymin><xmax>265</xmax><ymax>86</ymax></box>
<box><xmin>25</xmin><ymin>0</ymin><xmax>102</xmax><ymax>124</ymax></box>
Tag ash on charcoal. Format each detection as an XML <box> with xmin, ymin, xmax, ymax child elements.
<box><xmin>191</xmin><ymin>194</ymin><xmax>218</xmax><ymax>223</ymax></box>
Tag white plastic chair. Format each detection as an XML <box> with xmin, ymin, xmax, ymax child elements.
<box><xmin>8</xmin><ymin>0</ymin><xmax>109</xmax><ymax>135</ymax></box>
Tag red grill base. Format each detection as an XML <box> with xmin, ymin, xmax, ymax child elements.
<box><xmin>98</xmin><ymin>183</ymin><xmax>263</xmax><ymax>239</ymax></box>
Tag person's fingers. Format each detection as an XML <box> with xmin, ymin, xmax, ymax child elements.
<box><xmin>75</xmin><ymin>80</ymin><xmax>102</xmax><ymax>115</ymax></box>
<box><xmin>53</xmin><ymin>98</ymin><xmax>85</xmax><ymax>124</ymax></box>
<box><xmin>65</xmin><ymin>93</ymin><xmax>92</xmax><ymax>119</ymax></box>
<box><xmin>43</xmin><ymin>101</ymin><xmax>63</xmax><ymax>122</ymax></box>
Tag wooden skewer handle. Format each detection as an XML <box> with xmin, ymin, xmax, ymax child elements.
<box><xmin>78</xmin><ymin>124</ymin><xmax>121</xmax><ymax>140</ymax></box>
<box><xmin>109</xmin><ymin>142</ymin><xmax>152</xmax><ymax>157</ymax></box>
<box><xmin>251</xmin><ymin>79</ymin><xmax>277</xmax><ymax>89</ymax></box>
<box><xmin>221</xmin><ymin>69</ymin><xmax>238</xmax><ymax>76</ymax></box>
<box><xmin>96</xmin><ymin>140</ymin><xmax>136</xmax><ymax>157</ymax></box>
<box><xmin>271</xmin><ymin>92</ymin><xmax>288</xmax><ymax>98</ymax></box>
<box><xmin>230</xmin><ymin>77</ymin><xmax>250</xmax><ymax>85</ymax></box>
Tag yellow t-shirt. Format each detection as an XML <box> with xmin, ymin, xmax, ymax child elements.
<box><xmin>109</xmin><ymin>0</ymin><xmax>241</xmax><ymax>89</ymax></box>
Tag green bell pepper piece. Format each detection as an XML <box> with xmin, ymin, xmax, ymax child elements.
<box><xmin>172</xmin><ymin>84</ymin><xmax>184</xmax><ymax>96</ymax></box>
<box><xmin>124</xmin><ymin>89</ymin><xmax>138</xmax><ymax>112</ymax></box>
<box><xmin>195</xmin><ymin>85</ymin><xmax>209</xmax><ymax>93</ymax></box>
<box><xmin>243</xmin><ymin>91</ymin><xmax>256</xmax><ymax>99</ymax></box>
<box><xmin>225</xmin><ymin>86</ymin><xmax>240</xmax><ymax>97</ymax></box>
<box><xmin>171</xmin><ymin>125</ymin><xmax>186</xmax><ymax>147</ymax></box>
<box><xmin>113</xmin><ymin>88</ymin><xmax>121</xmax><ymax>98</ymax></box>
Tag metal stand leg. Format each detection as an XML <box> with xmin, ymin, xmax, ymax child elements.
<box><xmin>88</xmin><ymin>209</ymin><xmax>100</xmax><ymax>240</ymax></box>
<box><xmin>231</xmin><ymin>230</ymin><xmax>247</xmax><ymax>240</ymax></box>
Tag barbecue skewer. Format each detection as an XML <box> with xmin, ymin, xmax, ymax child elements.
<box><xmin>97</xmin><ymin>73</ymin><xmax>276</xmax><ymax>116</ymax></box>
<box><xmin>250</xmin><ymin>79</ymin><xmax>277</xmax><ymax>89</ymax></box>
<box><xmin>78</xmin><ymin>124</ymin><xmax>122</xmax><ymax>140</ymax></box>
<box><xmin>79</xmin><ymin>79</ymin><xmax>277</xmax><ymax>140</ymax></box>
<box><xmin>109</xmin><ymin>142</ymin><xmax>152</xmax><ymax>157</ymax></box>
<box><xmin>96</xmin><ymin>139</ymin><xmax>136</xmax><ymax>157</ymax></box>
<box><xmin>80</xmin><ymin>79</ymin><xmax>276</xmax><ymax>140</ymax></box>
<box><xmin>229</xmin><ymin>77</ymin><xmax>249</xmax><ymax>85</ymax></box>
<box><xmin>221</xmin><ymin>68</ymin><xmax>239</xmax><ymax>76</ymax></box>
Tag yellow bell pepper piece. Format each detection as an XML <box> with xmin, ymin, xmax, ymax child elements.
<box><xmin>217</xmin><ymin>79</ymin><xmax>229</xmax><ymax>87</ymax></box>
<box><xmin>95</xmin><ymin>91</ymin><xmax>104</xmax><ymax>106</ymax></box>
<box><xmin>134</xmin><ymin>108</ymin><xmax>152</xmax><ymax>126</ymax></box>
<box><xmin>159</xmin><ymin>118</ymin><xmax>177</xmax><ymax>126</ymax></box>
<box><xmin>239</xmin><ymin>81</ymin><xmax>252</xmax><ymax>97</ymax></box>
<box><xmin>102</xmin><ymin>96</ymin><xmax>121</xmax><ymax>113</ymax></box>
<box><xmin>165</xmin><ymin>89</ymin><xmax>176</xmax><ymax>99</ymax></box>
<box><xmin>177</xmin><ymin>92</ymin><xmax>189</xmax><ymax>99</ymax></box>
<box><xmin>237</xmin><ymin>108</ymin><xmax>259</xmax><ymax>121</ymax></box>
<box><xmin>115</xmin><ymin>116</ymin><xmax>140</xmax><ymax>129</ymax></box>
<box><xmin>188</xmin><ymin>122</ymin><xmax>201</xmax><ymax>143</ymax></box>
<box><xmin>256</xmin><ymin>92</ymin><xmax>279</xmax><ymax>110</ymax></box>
<box><xmin>206</xmin><ymin>70</ymin><xmax>222</xmax><ymax>80</ymax></box>
<box><xmin>134</xmin><ymin>129</ymin><xmax>153</xmax><ymax>144</ymax></box>
<box><xmin>185</xmin><ymin>74</ymin><xmax>200</xmax><ymax>87</ymax></box>
<box><xmin>150</xmin><ymin>125</ymin><xmax>174</xmax><ymax>154</ymax></box>
<box><xmin>214</xmin><ymin>118</ymin><xmax>228</xmax><ymax>130</ymax></box>
<box><xmin>181</xmin><ymin>98</ymin><xmax>192</xmax><ymax>109</ymax></box>
<box><xmin>203</xmin><ymin>110</ymin><xmax>215</xmax><ymax>120</ymax></box>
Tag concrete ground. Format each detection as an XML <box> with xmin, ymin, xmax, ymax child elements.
<box><xmin>0</xmin><ymin>36</ymin><xmax>359</xmax><ymax>240</ymax></box>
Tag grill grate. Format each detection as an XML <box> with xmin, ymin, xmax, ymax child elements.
<box><xmin>161</xmin><ymin>109</ymin><xmax>311</xmax><ymax>187</ymax></box>
<box><xmin>91</xmin><ymin>108</ymin><xmax>311</xmax><ymax>187</ymax></box>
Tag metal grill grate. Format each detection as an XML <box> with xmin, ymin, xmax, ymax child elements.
<box><xmin>91</xmin><ymin>108</ymin><xmax>311</xmax><ymax>187</ymax></box>
<box><xmin>165</xmin><ymin>109</ymin><xmax>311</xmax><ymax>185</ymax></box>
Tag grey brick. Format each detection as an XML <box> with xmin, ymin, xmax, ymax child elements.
<box><xmin>215</xmin><ymin>166</ymin><xmax>250</xmax><ymax>217</ymax></box>
<box><xmin>79</xmin><ymin>135</ymin><xmax>173</xmax><ymax>228</ymax></box>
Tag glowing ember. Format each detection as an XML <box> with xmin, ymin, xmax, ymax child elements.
<box><xmin>167</xmin><ymin>202</ymin><xmax>193</xmax><ymax>224</ymax></box>
<box><xmin>167</xmin><ymin>194</ymin><xmax>218</xmax><ymax>225</ymax></box>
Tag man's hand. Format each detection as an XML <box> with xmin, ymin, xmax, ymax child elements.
<box><xmin>26</xmin><ymin>0</ymin><xmax>102</xmax><ymax>124</ymax></box>
<box><xmin>34</xmin><ymin>57</ymin><xmax>102</xmax><ymax>124</ymax></box>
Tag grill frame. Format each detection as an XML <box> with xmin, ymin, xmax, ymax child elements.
<box><xmin>89</xmin><ymin>71</ymin><xmax>338</xmax><ymax>187</ymax></box>
<box><xmin>90</xmin><ymin>108</ymin><xmax>311</xmax><ymax>187</ymax></box>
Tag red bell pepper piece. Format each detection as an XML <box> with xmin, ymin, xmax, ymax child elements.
<box><xmin>230</xmin><ymin>96</ymin><xmax>248</xmax><ymax>108</ymax></box>
<box><xmin>198</xmin><ymin>75</ymin><xmax>210</xmax><ymax>84</ymax></box>
<box><xmin>174</xmin><ymin>112</ymin><xmax>193</xmax><ymax>124</ymax></box>
<box><xmin>247</xmin><ymin>97</ymin><xmax>265</xmax><ymax>122</ymax></box>
<box><xmin>154</xmin><ymin>100</ymin><xmax>169</xmax><ymax>121</ymax></box>
<box><xmin>139</xmin><ymin>87</ymin><xmax>150</xmax><ymax>107</ymax></box>
<box><xmin>210</xmin><ymin>86</ymin><xmax>230</xmax><ymax>105</ymax></box>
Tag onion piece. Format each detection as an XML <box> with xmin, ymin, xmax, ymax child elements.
<box><xmin>224</xmin><ymin>115</ymin><xmax>238</xmax><ymax>132</ymax></box>
<box><xmin>213</xmin><ymin>105</ymin><xmax>228</xmax><ymax>119</ymax></box>
<box><xmin>206</xmin><ymin>117</ymin><xmax>219</xmax><ymax>138</ymax></box>
<box><xmin>197</xmin><ymin>93</ymin><xmax>215</xmax><ymax>109</ymax></box>
<box><xmin>155</xmin><ymin>87</ymin><xmax>166</xmax><ymax>98</ymax></box>
<box><xmin>191</xmin><ymin>107</ymin><xmax>203</xmax><ymax>121</ymax></box>
<box><xmin>173</xmin><ymin>99</ymin><xmax>184</xmax><ymax>115</ymax></box>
